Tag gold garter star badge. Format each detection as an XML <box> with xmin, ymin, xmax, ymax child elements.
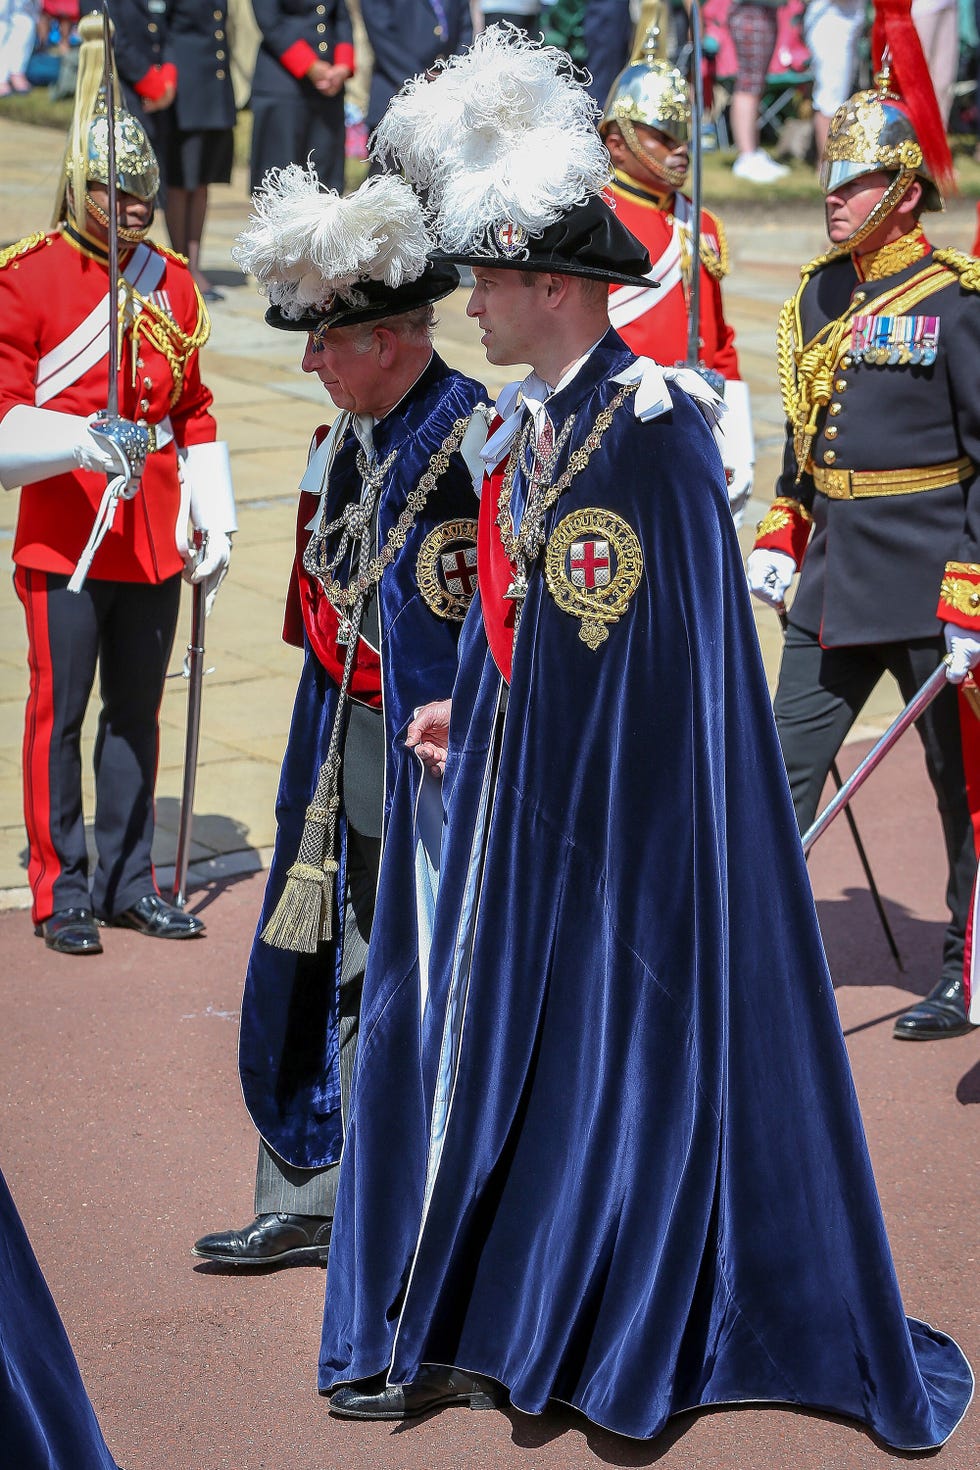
<box><xmin>416</xmin><ymin>519</ymin><xmax>479</xmax><ymax>621</ymax></box>
<box><xmin>544</xmin><ymin>508</ymin><xmax>643</xmax><ymax>649</ymax></box>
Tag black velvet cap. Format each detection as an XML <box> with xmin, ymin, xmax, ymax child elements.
<box><xmin>265</xmin><ymin>258</ymin><xmax>461</xmax><ymax>333</ymax></box>
<box><xmin>435</xmin><ymin>194</ymin><xmax>654</xmax><ymax>287</ymax></box>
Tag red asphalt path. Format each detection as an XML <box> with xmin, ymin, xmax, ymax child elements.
<box><xmin>1</xmin><ymin>732</ymin><xmax>977</xmax><ymax>1470</ymax></box>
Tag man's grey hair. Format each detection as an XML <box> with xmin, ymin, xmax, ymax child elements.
<box><xmin>351</xmin><ymin>303</ymin><xmax>436</xmax><ymax>353</ymax></box>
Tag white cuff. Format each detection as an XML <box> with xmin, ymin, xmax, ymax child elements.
<box><xmin>181</xmin><ymin>440</ymin><xmax>237</xmax><ymax>533</ymax></box>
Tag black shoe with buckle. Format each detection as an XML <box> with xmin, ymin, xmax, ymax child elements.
<box><xmin>329</xmin><ymin>1365</ymin><xmax>502</xmax><ymax>1420</ymax></box>
<box><xmin>192</xmin><ymin>1213</ymin><xmax>332</xmax><ymax>1267</ymax></box>
<box><xmin>109</xmin><ymin>893</ymin><xmax>205</xmax><ymax>939</ymax></box>
<box><xmin>36</xmin><ymin>908</ymin><xmax>103</xmax><ymax>956</ymax></box>
<box><xmin>893</xmin><ymin>974</ymin><xmax>976</xmax><ymax>1040</ymax></box>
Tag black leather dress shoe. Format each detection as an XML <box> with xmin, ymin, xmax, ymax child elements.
<box><xmin>109</xmin><ymin>894</ymin><xmax>205</xmax><ymax>939</ymax></box>
<box><xmin>192</xmin><ymin>1213</ymin><xmax>331</xmax><ymax>1267</ymax></box>
<box><xmin>329</xmin><ymin>1365</ymin><xmax>501</xmax><ymax>1420</ymax></box>
<box><xmin>893</xmin><ymin>975</ymin><xmax>976</xmax><ymax>1040</ymax></box>
<box><xmin>36</xmin><ymin>908</ymin><xmax>103</xmax><ymax>956</ymax></box>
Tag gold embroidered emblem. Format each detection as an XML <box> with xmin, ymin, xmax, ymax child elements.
<box><xmin>544</xmin><ymin>508</ymin><xmax>642</xmax><ymax>649</ymax></box>
<box><xmin>940</xmin><ymin>572</ymin><xmax>980</xmax><ymax>617</ymax></box>
<box><xmin>755</xmin><ymin>497</ymin><xmax>812</xmax><ymax>539</ymax></box>
<box><xmin>416</xmin><ymin>518</ymin><xmax>479</xmax><ymax>621</ymax></box>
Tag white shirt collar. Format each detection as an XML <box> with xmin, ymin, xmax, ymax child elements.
<box><xmin>481</xmin><ymin>335</ymin><xmax>607</xmax><ymax>473</ymax></box>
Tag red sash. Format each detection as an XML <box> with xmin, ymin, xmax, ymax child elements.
<box><xmin>281</xmin><ymin>457</ymin><xmax>383</xmax><ymax>708</ymax></box>
<box><xmin>296</xmin><ymin>564</ymin><xmax>383</xmax><ymax>708</ymax></box>
<box><xmin>477</xmin><ymin>415</ymin><xmax>518</xmax><ymax>684</ymax></box>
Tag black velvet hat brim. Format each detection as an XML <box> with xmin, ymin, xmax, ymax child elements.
<box><xmin>264</xmin><ymin>259</ymin><xmax>461</xmax><ymax>333</ymax></box>
<box><xmin>434</xmin><ymin>195</ymin><xmax>655</xmax><ymax>289</ymax></box>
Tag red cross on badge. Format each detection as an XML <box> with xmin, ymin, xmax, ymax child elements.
<box><xmin>570</xmin><ymin>539</ymin><xmax>612</xmax><ymax>590</ymax></box>
<box><xmin>441</xmin><ymin>545</ymin><xmax>478</xmax><ymax>597</ymax></box>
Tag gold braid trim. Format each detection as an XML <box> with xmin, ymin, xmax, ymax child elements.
<box><xmin>940</xmin><ymin>573</ymin><xmax>980</xmax><ymax>618</ymax></box>
<box><xmin>699</xmin><ymin>210</ymin><xmax>729</xmax><ymax>281</ymax></box>
<box><xmin>932</xmin><ymin>248</ymin><xmax>980</xmax><ymax>293</ymax></box>
<box><xmin>779</xmin><ymin>259</ymin><xmax>959</xmax><ymax>479</ymax></box>
<box><xmin>0</xmin><ymin>232</ymin><xmax>48</xmax><ymax>271</ymax></box>
<box><xmin>756</xmin><ymin>497</ymin><xmax>812</xmax><ymax>540</ymax></box>
<box><xmin>126</xmin><ymin>279</ymin><xmax>211</xmax><ymax>408</ymax></box>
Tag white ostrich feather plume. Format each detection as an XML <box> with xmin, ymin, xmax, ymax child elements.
<box><xmin>371</xmin><ymin>24</ymin><xmax>611</xmax><ymax>253</ymax></box>
<box><xmin>233</xmin><ymin>164</ymin><xmax>433</xmax><ymax>318</ymax></box>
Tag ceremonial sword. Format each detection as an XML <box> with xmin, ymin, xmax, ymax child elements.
<box><xmin>802</xmin><ymin>659</ymin><xmax>951</xmax><ymax>856</ymax></box>
<box><xmin>172</xmin><ymin>560</ymin><xmax>207</xmax><ymax>909</ymax></box>
<box><xmin>778</xmin><ymin>611</ymin><xmax>904</xmax><ymax>969</ymax></box>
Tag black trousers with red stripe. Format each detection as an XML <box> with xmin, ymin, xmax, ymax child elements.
<box><xmin>15</xmin><ymin>568</ymin><xmax>182</xmax><ymax>926</ymax></box>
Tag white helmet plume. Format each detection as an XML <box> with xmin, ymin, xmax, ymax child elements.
<box><xmin>371</xmin><ymin>23</ymin><xmax>612</xmax><ymax>255</ymax></box>
<box><xmin>233</xmin><ymin>164</ymin><xmax>435</xmax><ymax>319</ymax></box>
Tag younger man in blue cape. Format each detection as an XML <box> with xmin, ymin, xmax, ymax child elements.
<box><xmin>192</xmin><ymin>168</ymin><xmax>487</xmax><ymax>1268</ymax></box>
<box><xmin>318</xmin><ymin>28</ymin><xmax>973</xmax><ymax>1448</ymax></box>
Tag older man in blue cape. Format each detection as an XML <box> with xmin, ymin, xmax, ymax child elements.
<box><xmin>317</xmin><ymin>28</ymin><xmax>973</xmax><ymax>1449</ymax></box>
<box><xmin>192</xmin><ymin>167</ymin><xmax>487</xmax><ymax>1269</ymax></box>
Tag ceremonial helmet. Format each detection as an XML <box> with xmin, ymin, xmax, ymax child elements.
<box><xmin>601</xmin><ymin>3</ymin><xmax>690</xmax><ymax>147</ymax></box>
<box><xmin>820</xmin><ymin>77</ymin><xmax>942</xmax><ymax>213</ymax></box>
<box><xmin>818</xmin><ymin>1</ymin><xmax>952</xmax><ymax>251</ymax></box>
<box><xmin>369</xmin><ymin>24</ymin><xmax>652</xmax><ymax>288</ymax></box>
<box><xmin>54</xmin><ymin>12</ymin><xmax>159</xmax><ymax>241</ymax></box>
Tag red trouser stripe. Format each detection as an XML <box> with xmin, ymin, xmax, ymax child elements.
<box><xmin>14</xmin><ymin>567</ymin><xmax>61</xmax><ymax>925</ymax></box>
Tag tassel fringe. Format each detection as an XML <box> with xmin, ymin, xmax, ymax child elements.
<box><xmin>261</xmin><ymin>859</ymin><xmax>338</xmax><ymax>953</ymax></box>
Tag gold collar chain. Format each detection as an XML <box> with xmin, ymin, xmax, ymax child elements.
<box><xmin>305</xmin><ymin>413</ymin><xmax>473</xmax><ymax>614</ymax></box>
<box><xmin>496</xmin><ymin>381</ymin><xmax>637</xmax><ymax>602</ymax></box>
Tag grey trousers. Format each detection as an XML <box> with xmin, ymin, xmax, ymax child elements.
<box><xmin>254</xmin><ymin>826</ymin><xmax>381</xmax><ymax>1217</ymax></box>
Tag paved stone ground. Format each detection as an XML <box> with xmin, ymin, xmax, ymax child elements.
<box><xmin>0</xmin><ymin>115</ymin><xmax>977</xmax><ymax>1470</ymax></box>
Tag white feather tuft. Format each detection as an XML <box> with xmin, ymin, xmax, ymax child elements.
<box><xmin>371</xmin><ymin>24</ymin><xmax>611</xmax><ymax>253</ymax></box>
<box><xmin>233</xmin><ymin>164</ymin><xmax>434</xmax><ymax>319</ymax></box>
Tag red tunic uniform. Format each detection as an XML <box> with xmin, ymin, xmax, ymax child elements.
<box><xmin>606</xmin><ymin>173</ymin><xmax>740</xmax><ymax>379</ymax></box>
<box><xmin>0</xmin><ymin>229</ymin><xmax>216</xmax><ymax>581</ymax></box>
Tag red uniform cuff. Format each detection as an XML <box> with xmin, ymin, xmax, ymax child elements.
<box><xmin>334</xmin><ymin>43</ymin><xmax>355</xmax><ymax>74</ymax></box>
<box><xmin>281</xmin><ymin>39</ymin><xmax>318</xmax><ymax>79</ymax></box>
<box><xmin>134</xmin><ymin>63</ymin><xmax>176</xmax><ymax>101</ymax></box>
<box><xmin>753</xmin><ymin>497</ymin><xmax>812</xmax><ymax>568</ymax></box>
<box><xmin>939</xmin><ymin>562</ymin><xmax>980</xmax><ymax>629</ymax></box>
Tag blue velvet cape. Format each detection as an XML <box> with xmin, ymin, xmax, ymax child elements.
<box><xmin>238</xmin><ymin>355</ymin><xmax>485</xmax><ymax>1169</ymax></box>
<box><xmin>319</xmin><ymin>333</ymin><xmax>973</xmax><ymax>1446</ymax></box>
<box><xmin>1</xmin><ymin>1167</ymin><xmax>118</xmax><ymax>1469</ymax></box>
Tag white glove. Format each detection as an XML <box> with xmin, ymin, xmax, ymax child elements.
<box><xmin>719</xmin><ymin>378</ymin><xmax>755</xmax><ymax>527</ymax></box>
<box><xmin>747</xmin><ymin>548</ymin><xmax>796</xmax><ymax>610</ymax></box>
<box><xmin>180</xmin><ymin>441</ymin><xmax>237</xmax><ymax>616</ymax></box>
<box><xmin>943</xmin><ymin>623</ymin><xmax>980</xmax><ymax>683</ymax></box>
<box><xmin>0</xmin><ymin>405</ymin><xmax>140</xmax><ymax>490</ymax></box>
<box><xmin>185</xmin><ymin>528</ymin><xmax>232</xmax><ymax>615</ymax></box>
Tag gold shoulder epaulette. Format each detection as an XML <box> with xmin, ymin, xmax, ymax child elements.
<box><xmin>157</xmin><ymin>243</ymin><xmax>190</xmax><ymax>266</ymax></box>
<box><xmin>699</xmin><ymin>209</ymin><xmax>729</xmax><ymax>281</ymax></box>
<box><xmin>798</xmin><ymin>249</ymin><xmax>838</xmax><ymax>282</ymax></box>
<box><xmin>0</xmin><ymin>232</ymin><xmax>50</xmax><ymax>272</ymax></box>
<box><xmin>932</xmin><ymin>248</ymin><xmax>980</xmax><ymax>293</ymax></box>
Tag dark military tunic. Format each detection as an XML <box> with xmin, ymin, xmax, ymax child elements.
<box><xmin>249</xmin><ymin>0</ymin><xmax>355</xmax><ymax>193</ymax></box>
<box><xmin>753</xmin><ymin>236</ymin><xmax>980</xmax><ymax>989</ymax></box>
<box><xmin>765</xmin><ymin>244</ymin><xmax>980</xmax><ymax>646</ymax></box>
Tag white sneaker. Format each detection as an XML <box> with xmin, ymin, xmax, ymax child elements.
<box><xmin>732</xmin><ymin>150</ymin><xmax>789</xmax><ymax>183</ymax></box>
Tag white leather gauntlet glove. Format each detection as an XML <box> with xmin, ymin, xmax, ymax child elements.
<box><xmin>180</xmin><ymin>441</ymin><xmax>237</xmax><ymax>615</ymax></box>
<box><xmin>943</xmin><ymin>623</ymin><xmax>980</xmax><ymax>683</ymax></box>
<box><xmin>747</xmin><ymin>548</ymin><xmax>796</xmax><ymax>611</ymax></box>
<box><xmin>719</xmin><ymin>380</ymin><xmax>755</xmax><ymax>526</ymax></box>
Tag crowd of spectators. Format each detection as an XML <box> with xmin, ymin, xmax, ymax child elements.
<box><xmin>3</xmin><ymin>4</ymin><xmax>980</xmax><ymax>183</ymax></box>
